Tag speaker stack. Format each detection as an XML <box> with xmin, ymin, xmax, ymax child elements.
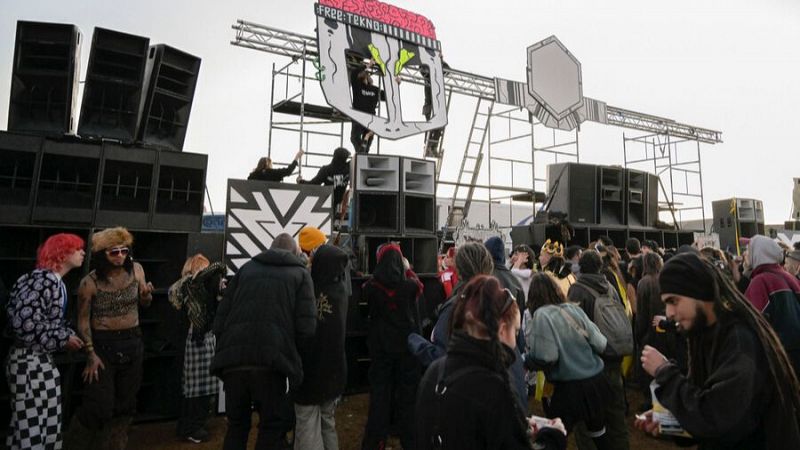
<box><xmin>713</xmin><ymin>198</ymin><xmax>765</xmax><ymax>252</ymax></box>
<box><xmin>353</xmin><ymin>155</ymin><xmax>438</xmax><ymax>274</ymax></box>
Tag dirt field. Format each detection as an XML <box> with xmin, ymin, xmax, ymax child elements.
<box><xmin>127</xmin><ymin>388</ymin><xmax>694</xmax><ymax>449</ymax></box>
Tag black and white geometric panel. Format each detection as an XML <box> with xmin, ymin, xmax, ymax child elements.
<box><xmin>225</xmin><ymin>180</ymin><xmax>333</xmax><ymax>274</ymax></box>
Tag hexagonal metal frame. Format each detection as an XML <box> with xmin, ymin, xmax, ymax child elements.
<box><xmin>526</xmin><ymin>36</ymin><xmax>583</xmax><ymax>120</ymax></box>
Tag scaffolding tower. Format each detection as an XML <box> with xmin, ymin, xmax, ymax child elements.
<box><xmin>231</xmin><ymin>19</ymin><xmax>722</xmax><ymax>233</ymax></box>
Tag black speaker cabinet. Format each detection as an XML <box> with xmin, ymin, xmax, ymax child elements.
<box><xmin>402</xmin><ymin>194</ymin><xmax>436</xmax><ymax>235</ymax></box>
<box><xmin>151</xmin><ymin>151</ymin><xmax>207</xmax><ymax>231</ymax></box>
<box><xmin>32</xmin><ymin>139</ymin><xmax>101</xmax><ymax>224</ymax></box>
<box><xmin>401</xmin><ymin>157</ymin><xmax>435</xmax><ymax>196</ymax></box>
<box><xmin>546</xmin><ymin>162</ymin><xmax>597</xmax><ymax>224</ymax></box>
<box><xmin>598</xmin><ymin>166</ymin><xmax>624</xmax><ymax>225</ymax></box>
<box><xmin>8</xmin><ymin>21</ymin><xmax>81</xmax><ymax>136</ymax></box>
<box><xmin>0</xmin><ymin>132</ymin><xmax>42</xmax><ymax>224</ymax></box>
<box><xmin>713</xmin><ymin>198</ymin><xmax>765</xmax><ymax>252</ymax></box>
<box><xmin>362</xmin><ymin>235</ymin><xmax>438</xmax><ymax>274</ymax></box>
<box><xmin>626</xmin><ymin>169</ymin><xmax>647</xmax><ymax>227</ymax></box>
<box><xmin>137</xmin><ymin>45</ymin><xmax>201</xmax><ymax>151</ymax></box>
<box><xmin>95</xmin><ymin>143</ymin><xmax>156</xmax><ymax>229</ymax></box>
<box><xmin>78</xmin><ymin>28</ymin><xmax>150</xmax><ymax>142</ymax></box>
<box><xmin>355</xmin><ymin>154</ymin><xmax>400</xmax><ymax>193</ymax></box>
<box><xmin>646</xmin><ymin>172</ymin><xmax>659</xmax><ymax>226</ymax></box>
<box><xmin>354</xmin><ymin>192</ymin><xmax>400</xmax><ymax>234</ymax></box>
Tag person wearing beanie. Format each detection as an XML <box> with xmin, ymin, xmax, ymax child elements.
<box><xmin>743</xmin><ymin>235</ymin><xmax>800</xmax><ymax>373</ymax></box>
<box><xmin>67</xmin><ymin>227</ymin><xmax>154</xmax><ymax>449</ymax></box>
<box><xmin>484</xmin><ymin>236</ymin><xmax>525</xmax><ymax>313</ymax></box>
<box><xmin>637</xmin><ymin>252</ymin><xmax>800</xmax><ymax>450</ymax></box>
<box><xmin>292</xmin><ymin>243</ymin><xmax>350</xmax><ymax>450</ymax></box>
<box><xmin>298</xmin><ymin>226</ymin><xmax>327</xmax><ymax>255</ymax></box>
<box><xmin>361</xmin><ymin>243</ymin><xmax>422</xmax><ymax>450</ymax></box>
<box><xmin>297</xmin><ymin>147</ymin><xmax>351</xmax><ymax>211</ymax></box>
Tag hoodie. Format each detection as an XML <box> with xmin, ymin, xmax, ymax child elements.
<box><xmin>484</xmin><ymin>237</ymin><xmax>526</xmax><ymax>312</ymax></box>
<box><xmin>299</xmin><ymin>147</ymin><xmax>351</xmax><ymax>206</ymax></box>
<box><xmin>745</xmin><ymin>236</ymin><xmax>800</xmax><ymax>362</ymax></box>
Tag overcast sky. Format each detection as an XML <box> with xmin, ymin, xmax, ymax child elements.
<box><xmin>2</xmin><ymin>0</ymin><xmax>799</xmax><ymax>225</ymax></box>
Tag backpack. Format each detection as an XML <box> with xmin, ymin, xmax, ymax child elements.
<box><xmin>576</xmin><ymin>281</ymin><xmax>633</xmax><ymax>357</ymax></box>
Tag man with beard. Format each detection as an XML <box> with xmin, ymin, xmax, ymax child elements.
<box><xmin>67</xmin><ymin>227</ymin><xmax>153</xmax><ymax>449</ymax></box>
<box><xmin>637</xmin><ymin>252</ymin><xmax>800</xmax><ymax>449</ymax></box>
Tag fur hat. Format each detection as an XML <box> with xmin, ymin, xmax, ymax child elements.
<box><xmin>298</xmin><ymin>227</ymin><xmax>327</xmax><ymax>253</ymax></box>
<box><xmin>91</xmin><ymin>227</ymin><xmax>133</xmax><ymax>253</ymax></box>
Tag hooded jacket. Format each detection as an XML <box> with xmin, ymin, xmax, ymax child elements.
<box><xmin>745</xmin><ymin>236</ymin><xmax>800</xmax><ymax>356</ymax></box>
<box><xmin>298</xmin><ymin>147</ymin><xmax>351</xmax><ymax>206</ymax></box>
<box><xmin>416</xmin><ymin>332</ymin><xmax>542</xmax><ymax>450</ymax></box>
<box><xmin>293</xmin><ymin>245</ymin><xmax>350</xmax><ymax>405</ymax></box>
<box><xmin>211</xmin><ymin>249</ymin><xmax>316</xmax><ymax>386</ymax></box>
<box><xmin>484</xmin><ymin>237</ymin><xmax>526</xmax><ymax>312</ymax></box>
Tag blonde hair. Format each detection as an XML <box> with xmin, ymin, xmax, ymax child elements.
<box><xmin>182</xmin><ymin>253</ymin><xmax>210</xmax><ymax>277</ymax></box>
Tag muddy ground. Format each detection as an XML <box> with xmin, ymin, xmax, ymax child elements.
<box><xmin>128</xmin><ymin>388</ymin><xmax>693</xmax><ymax>449</ymax></box>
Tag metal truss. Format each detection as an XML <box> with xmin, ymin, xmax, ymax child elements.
<box><xmin>232</xmin><ymin>20</ymin><xmax>722</xmax><ymax>143</ymax></box>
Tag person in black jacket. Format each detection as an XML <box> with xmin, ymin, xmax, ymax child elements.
<box><xmin>361</xmin><ymin>243</ymin><xmax>422</xmax><ymax>450</ymax></box>
<box><xmin>568</xmin><ymin>250</ymin><xmax>631</xmax><ymax>450</ymax></box>
<box><xmin>637</xmin><ymin>252</ymin><xmax>800</xmax><ymax>450</ymax></box>
<box><xmin>293</xmin><ymin>243</ymin><xmax>350</xmax><ymax>450</ymax></box>
<box><xmin>211</xmin><ymin>233</ymin><xmax>316</xmax><ymax>450</ymax></box>
<box><xmin>416</xmin><ymin>275</ymin><xmax>567</xmax><ymax>450</ymax></box>
<box><xmin>350</xmin><ymin>62</ymin><xmax>387</xmax><ymax>154</ymax></box>
<box><xmin>247</xmin><ymin>149</ymin><xmax>304</xmax><ymax>182</ymax></box>
<box><xmin>297</xmin><ymin>147</ymin><xmax>351</xmax><ymax>212</ymax></box>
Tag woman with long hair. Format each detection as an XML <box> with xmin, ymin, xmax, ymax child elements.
<box><xmin>169</xmin><ymin>253</ymin><xmax>226</xmax><ymax>443</ymax></box>
<box><xmin>638</xmin><ymin>252</ymin><xmax>800</xmax><ymax>449</ymax></box>
<box><xmin>417</xmin><ymin>275</ymin><xmax>567</xmax><ymax>450</ymax></box>
<box><xmin>524</xmin><ymin>272</ymin><xmax>613</xmax><ymax>449</ymax></box>
<box><xmin>510</xmin><ymin>244</ymin><xmax>537</xmax><ymax>300</ymax></box>
<box><xmin>361</xmin><ymin>243</ymin><xmax>422</xmax><ymax>450</ymax></box>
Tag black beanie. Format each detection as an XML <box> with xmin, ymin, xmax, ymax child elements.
<box><xmin>658</xmin><ymin>252</ymin><xmax>715</xmax><ymax>302</ymax></box>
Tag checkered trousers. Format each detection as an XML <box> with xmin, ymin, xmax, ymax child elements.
<box><xmin>183</xmin><ymin>329</ymin><xmax>219</xmax><ymax>398</ymax></box>
<box><xmin>5</xmin><ymin>347</ymin><xmax>62</xmax><ymax>450</ymax></box>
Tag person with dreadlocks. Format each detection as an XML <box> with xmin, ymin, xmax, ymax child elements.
<box><xmin>67</xmin><ymin>227</ymin><xmax>153</xmax><ymax>449</ymax></box>
<box><xmin>361</xmin><ymin>243</ymin><xmax>423</xmax><ymax>450</ymax></box>
<box><xmin>636</xmin><ymin>251</ymin><xmax>800</xmax><ymax>449</ymax></box>
<box><xmin>169</xmin><ymin>253</ymin><xmax>226</xmax><ymax>443</ymax></box>
<box><xmin>417</xmin><ymin>275</ymin><xmax>568</xmax><ymax>450</ymax></box>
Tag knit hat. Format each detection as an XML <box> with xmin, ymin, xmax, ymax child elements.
<box><xmin>298</xmin><ymin>227</ymin><xmax>326</xmax><ymax>253</ymax></box>
<box><xmin>658</xmin><ymin>252</ymin><xmax>715</xmax><ymax>302</ymax></box>
<box><xmin>484</xmin><ymin>236</ymin><xmax>506</xmax><ymax>265</ymax></box>
<box><xmin>91</xmin><ymin>227</ymin><xmax>133</xmax><ymax>253</ymax></box>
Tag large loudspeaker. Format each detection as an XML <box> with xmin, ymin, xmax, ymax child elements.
<box><xmin>546</xmin><ymin>163</ymin><xmax>597</xmax><ymax>224</ymax></box>
<box><xmin>713</xmin><ymin>198</ymin><xmax>766</xmax><ymax>252</ymax></box>
<box><xmin>137</xmin><ymin>45</ymin><xmax>201</xmax><ymax>151</ymax></box>
<box><xmin>151</xmin><ymin>151</ymin><xmax>207</xmax><ymax>231</ymax></box>
<box><xmin>626</xmin><ymin>169</ymin><xmax>647</xmax><ymax>227</ymax></box>
<box><xmin>78</xmin><ymin>28</ymin><xmax>150</xmax><ymax>142</ymax></box>
<box><xmin>8</xmin><ymin>21</ymin><xmax>81</xmax><ymax>136</ymax></box>
<box><xmin>646</xmin><ymin>172</ymin><xmax>659</xmax><ymax>226</ymax></box>
<box><xmin>353</xmin><ymin>155</ymin><xmax>400</xmax><ymax>233</ymax></box>
<box><xmin>0</xmin><ymin>132</ymin><xmax>42</xmax><ymax>224</ymax></box>
<box><xmin>95</xmin><ymin>143</ymin><xmax>157</xmax><ymax>229</ymax></box>
<box><xmin>32</xmin><ymin>139</ymin><xmax>101</xmax><ymax>224</ymax></box>
<box><xmin>598</xmin><ymin>166</ymin><xmax>624</xmax><ymax>225</ymax></box>
<box><xmin>401</xmin><ymin>157</ymin><xmax>436</xmax><ymax>235</ymax></box>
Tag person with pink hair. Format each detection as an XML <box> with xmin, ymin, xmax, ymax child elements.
<box><xmin>5</xmin><ymin>233</ymin><xmax>86</xmax><ymax>449</ymax></box>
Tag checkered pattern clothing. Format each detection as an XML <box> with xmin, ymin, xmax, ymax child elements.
<box><xmin>183</xmin><ymin>329</ymin><xmax>219</xmax><ymax>398</ymax></box>
<box><xmin>5</xmin><ymin>347</ymin><xmax>62</xmax><ymax>450</ymax></box>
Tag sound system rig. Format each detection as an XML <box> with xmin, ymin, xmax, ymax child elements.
<box><xmin>0</xmin><ymin>20</ymin><xmax>210</xmax><ymax>431</ymax></box>
<box><xmin>712</xmin><ymin>197</ymin><xmax>765</xmax><ymax>252</ymax></box>
<box><xmin>343</xmin><ymin>153</ymin><xmax>442</xmax><ymax>392</ymax></box>
<box><xmin>511</xmin><ymin>162</ymin><xmax>695</xmax><ymax>250</ymax></box>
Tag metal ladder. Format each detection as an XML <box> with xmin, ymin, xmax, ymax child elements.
<box><xmin>445</xmin><ymin>98</ymin><xmax>494</xmax><ymax>228</ymax></box>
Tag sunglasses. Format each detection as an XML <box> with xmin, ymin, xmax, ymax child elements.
<box><xmin>501</xmin><ymin>288</ymin><xmax>516</xmax><ymax>314</ymax></box>
<box><xmin>106</xmin><ymin>247</ymin><xmax>130</xmax><ymax>257</ymax></box>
